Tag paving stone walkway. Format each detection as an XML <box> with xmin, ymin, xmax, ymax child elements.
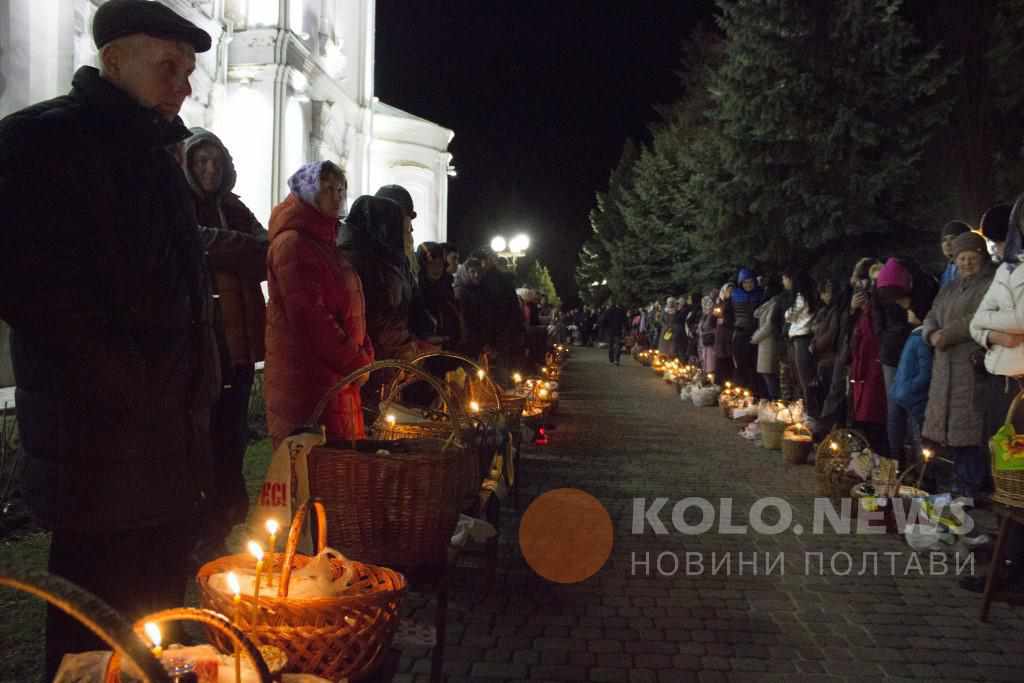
<box><xmin>398</xmin><ymin>347</ymin><xmax>1024</xmax><ymax>683</ymax></box>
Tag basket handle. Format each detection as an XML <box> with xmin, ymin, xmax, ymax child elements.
<box><xmin>278</xmin><ymin>498</ymin><xmax>328</xmax><ymax>598</ymax></box>
<box><xmin>131</xmin><ymin>608</ymin><xmax>273</xmax><ymax>682</ymax></box>
<box><xmin>304</xmin><ymin>359</ymin><xmax>465</xmax><ymax>427</ymax></box>
<box><xmin>407</xmin><ymin>350</ymin><xmax>504</xmax><ymax>409</ymax></box>
<box><xmin>0</xmin><ymin>568</ymin><xmax>169</xmax><ymax>682</ymax></box>
<box><xmin>1003</xmin><ymin>388</ymin><xmax>1024</xmax><ymax>426</ymax></box>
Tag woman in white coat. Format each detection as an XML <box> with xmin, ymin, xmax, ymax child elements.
<box><xmin>967</xmin><ymin>196</ymin><xmax>1024</xmax><ymax>592</ymax></box>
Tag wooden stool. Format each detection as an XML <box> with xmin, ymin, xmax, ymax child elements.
<box><xmin>979</xmin><ymin>503</ymin><xmax>1024</xmax><ymax>621</ymax></box>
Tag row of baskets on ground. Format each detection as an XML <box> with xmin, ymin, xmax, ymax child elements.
<box><xmin>4</xmin><ymin>347</ymin><xmax>572</xmax><ymax>683</ymax></box>
<box><xmin>633</xmin><ymin>348</ymin><xmax>939</xmax><ymax>532</ymax></box>
<box><xmin>636</xmin><ymin>345</ymin><xmax>1024</xmax><ymax>513</ymax></box>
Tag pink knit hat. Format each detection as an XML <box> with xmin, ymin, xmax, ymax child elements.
<box><xmin>875</xmin><ymin>257</ymin><xmax>912</xmax><ymax>293</ymax></box>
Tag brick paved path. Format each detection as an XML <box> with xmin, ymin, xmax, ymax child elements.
<box><xmin>399</xmin><ymin>347</ymin><xmax>1024</xmax><ymax>682</ymax></box>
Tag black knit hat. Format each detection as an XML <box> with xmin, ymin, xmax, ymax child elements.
<box><xmin>374</xmin><ymin>184</ymin><xmax>416</xmax><ymax>219</ymax></box>
<box><xmin>980</xmin><ymin>203</ymin><xmax>1012</xmax><ymax>243</ymax></box>
<box><xmin>941</xmin><ymin>220</ymin><xmax>971</xmax><ymax>239</ymax></box>
<box><xmin>93</xmin><ymin>0</ymin><xmax>212</xmax><ymax>52</ymax></box>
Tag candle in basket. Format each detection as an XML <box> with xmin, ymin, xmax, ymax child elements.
<box><xmin>227</xmin><ymin>572</ymin><xmax>242</xmax><ymax>683</ymax></box>
<box><xmin>144</xmin><ymin>621</ymin><xmax>162</xmax><ymax>660</ymax></box>
<box><xmin>247</xmin><ymin>540</ymin><xmax>264</xmax><ymax>622</ymax></box>
<box><xmin>265</xmin><ymin>519</ymin><xmax>279</xmax><ymax>587</ymax></box>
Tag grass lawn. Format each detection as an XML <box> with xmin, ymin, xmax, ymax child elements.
<box><xmin>0</xmin><ymin>438</ymin><xmax>274</xmax><ymax>683</ymax></box>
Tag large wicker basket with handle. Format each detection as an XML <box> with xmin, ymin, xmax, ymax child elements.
<box><xmin>816</xmin><ymin>428</ymin><xmax>871</xmax><ymax>502</ymax></box>
<box><xmin>197</xmin><ymin>499</ymin><xmax>407</xmax><ymax>681</ymax></box>
<box><xmin>307</xmin><ymin>360</ymin><xmax>465</xmax><ymax>568</ymax></box>
<box><xmin>990</xmin><ymin>390</ymin><xmax>1024</xmax><ymax>508</ymax></box>
<box><xmin>0</xmin><ymin>568</ymin><xmax>170</xmax><ymax>682</ymax></box>
<box><xmin>367</xmin><ymin>359</ymin><xmax>480</xmax><ymax>504</ymax></box>
<box><xmin>406</xmin><ymin>350</ymin><xmax>519</xmax><ymax>489</ymax></box>
<box><xmin>107</xmin><ymin>607</ymin><xmax>275</xmax><ymax>683</ymax></box>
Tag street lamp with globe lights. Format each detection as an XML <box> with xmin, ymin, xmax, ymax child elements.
<box><xmin>490</xmin><ymin>233</ymin><xmax>530</xmax><ymax>267</ymax></box>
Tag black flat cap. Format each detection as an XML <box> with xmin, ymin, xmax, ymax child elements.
<box><xmin>93</xmin><ymin>0</ymin><xmax>212</xmax><ymax>53</ymax></box>
<box><xmin>375</xmin><ymin>185</ymin><xmax>416</xmax><ymax>219</ymax></box>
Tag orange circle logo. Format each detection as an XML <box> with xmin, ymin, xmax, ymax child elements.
<box><xmin>519</xmin><ymin>488</ymin><xmax>614</xmax><ymax>583</ymax></box>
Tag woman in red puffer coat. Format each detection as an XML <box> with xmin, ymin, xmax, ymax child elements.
<box><xmin>264</xmin><ymin>161</ymin><xmax>374</xmax><ymax>447</ymax></box>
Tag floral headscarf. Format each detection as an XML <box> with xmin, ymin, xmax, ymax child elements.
<box><xmin>287</xmin><ymin>161</ymin><xmax>332</xmax><ymax>207</ymax></box>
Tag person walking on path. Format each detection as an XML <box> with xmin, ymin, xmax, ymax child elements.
<box><xmin>602</xmin><ymin>303</ymin><xmax>628</xmax><ymax>365</ymax></box>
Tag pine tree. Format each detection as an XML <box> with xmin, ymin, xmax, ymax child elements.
<box><xmin>520</xmin><ymin>259</ymin><xmax>561</xmax><ymax>307</ymax></box>
<box><xmin>697</xmin><ymin>0</ymin><xmax>951</xmax><ymax>270</ymax></box>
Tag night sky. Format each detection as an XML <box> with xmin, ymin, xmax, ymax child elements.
<box><xmin>375</xmin><ymin>1</ymin><xmax>715</xmax><ymax>303</ymax></box>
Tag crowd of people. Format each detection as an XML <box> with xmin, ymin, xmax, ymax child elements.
<box><xmin>580</xmin><ymin>205</ymin><xmax>1024</xmax><ymax>593</ymax></box>
<box><xmin>0</xmin><ymin>2</ymin><xmax>552</xmax><ymax>677</ymax></box>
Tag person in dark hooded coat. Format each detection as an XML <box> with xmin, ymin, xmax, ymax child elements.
<box><xmin>417</xmin><ymin>241</ymin><xmax>461</xmax><ymax>347</ymax></box>
<box><xmin>340</xmin><ymin>195</ymin><xmax>436</xmax><ymax>362</ymax></box>
<box><xmin>181</xmin><ymin>126</ymin><xmax>268</xmax><ymax>552</ymax></box>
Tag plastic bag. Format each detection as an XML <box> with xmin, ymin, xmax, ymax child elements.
<box><xmin>450</xmin><ymin>514</ymin><xmax>498</xmax><ymax>547</ymax></box>
<box><xmin>692</xmin><ymin>386</ymin><xmax>720</xmax><ymax>408</ymax></box>
<box><xmin>732</xmin><ymin>405</ymin><xmax>758</xmax><ymax>420</ymax></box>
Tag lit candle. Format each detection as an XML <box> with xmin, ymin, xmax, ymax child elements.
<box><xmin>265</xmin><ymin>519</ymin><xmax>279</xmax><ymax>588</ymax></box>
<box><xmin>922</xmin><ymin>448</ymin><xmax>933</xmax><ymax>462</ymax></box>
<box><xmin>469</xmin><ymin>400</ymin><xmax>480</xmax><ymax>413</ymax></box>
<box><xmin>830</xmin><ymin>441</ymin><xmax>839</xmax><ymax>452</ymax></box>
<box><xmin>513</xmin><ymin>372</ymin><xmax>523</xmax><ymax>385</ymax></box>
<box><xmin>227</xmin><ymin>572</ymin><xmax>242</xmax><ymax>683</ymax></box>
<box><xmin>477</xmin><ymin>369</ymin><xmax>486</xmax><ymax>381</ymax></box>
<box><xmin>248</xmin><ymin>540</ymin><xmax>265</xmax><ymax>622</ymax></box>
<box><xmin>725</xmin><ymin>381</ymin><xmax>732</xmax><ymax>389</ymax></box>
<box><xmin>539</xmin><ymin>388</ymin><xmax>549</xmax><ymax>399</ymax></box>
<box><xmin>385</xmin><ymin>414</ymin><xmax>396</xmax><ymax>427</ymax></box>
<box><xmin>708</xmin><ymin>373</ymin><xmax>715</xmax><ymax>384</ymax></box>
<box><xmin>144</xmin><ymin>621</ymin><xmax>162</xmax><ymax>660</ymax></box>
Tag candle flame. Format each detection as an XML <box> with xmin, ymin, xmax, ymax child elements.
<box><xmin>227</xmin><ymin>571</ymin><xmax>241</xmax><ymax>597</ymax></box>
<box><xmin>385</xmin><ymin>414</ymin><xmax>396</xmax><ymax>425</ymax></box>
<box><xmin>144</xmin><ymin>622</ymin><xmax>161</xmax><ymax>648</ymax></box>
<box><xmin>265</xmin><ymin>519</ymin><xmax>279</xmax><ymax>536</ymax></box>
<box><xmin>922</xmin><ymin>448</ymin><xmax>934</xmax><ymax>461</ymax></box>
<box><xmin>513</xmin><ymin>372</ymin><xmax>522</xmax><ymax>384</ymax></box>
<box><xmin>247</xmin><ymin>540</ymin><xmax>264</xmax><ymax>562</ymax></box>
<box><xmin>469</xmin><ymin>400</ymin><xmax>480</xmax><ymax>413</ymax></box>
<box><xmin>477</xmin><ymin>369</ymin><xmax>485</xmax><ymax>380</ymax></box>
<box><xmin>539</xmin><ymin>388</ymin><xmax>549</xmax><ymax>398</ymax></box>
<box><xmin>830</xmin><ymin>441</ymin><xmax>839</xmax><ymax>451</ymax></box>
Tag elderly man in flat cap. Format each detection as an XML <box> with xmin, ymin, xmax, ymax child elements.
<box><xmin>0</xmin><ymin>0</ymin><xmax>220</xmax><ymax>675</ymax></box>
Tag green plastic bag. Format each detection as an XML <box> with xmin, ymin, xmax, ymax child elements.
<box><xmin>990</xmin><ymin>392</ymin><xmax>1024</xmax><ymax>472</ymax></box>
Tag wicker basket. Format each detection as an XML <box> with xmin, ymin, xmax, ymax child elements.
<box><xmin>114</xmin><ymin>608</ymin><xmax>275</xmax><ymax>682</ymax></box>
<box><xmin>760</xmin><ymin>421</ymin><xmax>786</xmax><ymax>450</ymax></box>
<box><xmin>0</xmin><ymin>570</ymin><xmax>170</xmax><ymax>682</ymax></box>
<box><xmin>815</xmin><ymin>428</ymin><xmax>871</xmax><ymax>501</ymax></box>
<box><xmin>367</xmin><ymin>362</ymin><xmax>481</xmax><ymax>506</ymax></box>
<box><xmin>991</xmin><ymin>391</ymin><xmax>1024</xmax><ymax>509</ymax></box>
<box><xmin>782</xmin><ymin>437</ymin><xmax>813</xmax><ymax>465</ymax></box>
<box><xmin>198</xmin><ymin>500</ymin><xmax>406</xmax><ymax>681</ymax></box>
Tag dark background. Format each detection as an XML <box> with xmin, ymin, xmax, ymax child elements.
<box><xmin>374</xmin><ymin>0</ymin><xmax>714</xmax><ymax>304</ymax></box>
